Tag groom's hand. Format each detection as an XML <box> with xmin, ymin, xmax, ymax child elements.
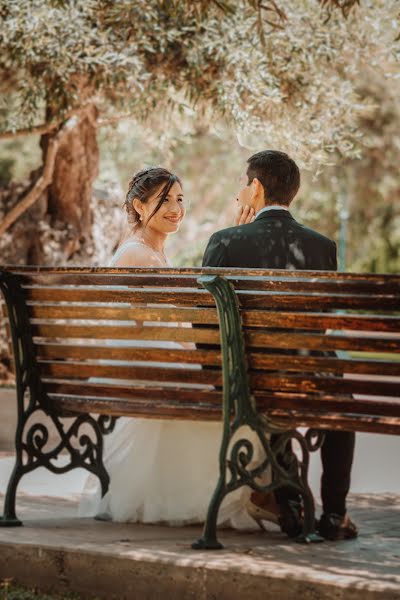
<box><xmin>235</xmin><ymin>204</ymin><xmax>255</xmax><ymax>226</ymax></box>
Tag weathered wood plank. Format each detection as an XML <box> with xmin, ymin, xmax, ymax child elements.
<box><xmin>246</xmin><ymin>331</ymin><xmax>400</xmax><ymax>353</ymax></box>
<box><xmin>50</xmin><ymin>394</ymin><xmax>222</xmax><ymax>421</ymax></box>
<box><xmin>34</xmin><ymin>344</ymin><xmax>222</xmax><ymax>365</ymax></box>
<box><xmin>29</xmin><ymin>305</ymin><xmax>219</xmax><ymax>324</ymax></box>
<box><xmin>261</xmin><ymin>410</ymin><xmax>400</xmax><ymax>435</ymax></box>
<box><xmin>242</xmin><ymin>312</ymin><xmax>400</xmax><ymax>332</ymax></box>
<box><xmin>28</xmin><ymin>304</ymin><xmax>400</xmax><ymax>333</ymax></box>
<box><xmin>249</xmin><ymin>354</ymin><xmax>400</xmax><ymax>376</ymax></box>
<box><xmin>31</xmin><ymin>345</ymin><xmax>400</xmax><ymax>376</ymax></box>
<box><xmin>25</xmin><ymin>286</ymin><xmax>400</xmax><ymax>309</ymax></box>
<box><xmin>44</xmin><ymin>381</ymin><xmax>220</xmax><ymax>403</ymax></box>
<box><xmin>7</xmin><ymin>264</ymin><xmax>400</xmax><ymax>284</ymax></box>
<box><xmin>251</xmin><ymin>373</ymin><xmax>400</xmax><ymax>397</ymax></box>
<box><xmin>30</xmin><ymin>324</ymin><xmax>400</xmax><ymax>351</ymax></box>
<box><xmin>32</xmin><ymin>324</ymin><xmax>220</xmax><ymax>343</ymax></box>
<box><xmin>39</xmin><ymin>361</ymin><xmax>221</xmax><ymax>385</ymax></box>
<box><xmin>255</xmin><ymin>392</ymin><xmax>400</xmax><ymax>418</ymax></box>
<box><xmin>46</xmin><ymin>395</ymin><xmax>400</xmax><ymax>433</ymax></box>
<box><xmin>17</xmin><ymin>272</ymin><xmax>400</xmax><ymax>294</ymax></box>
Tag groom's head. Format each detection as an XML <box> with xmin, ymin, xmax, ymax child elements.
<box><xmin>237</xmin><ymin>150</ymin><xmax>300</xmax><ymax>213</ymax></box>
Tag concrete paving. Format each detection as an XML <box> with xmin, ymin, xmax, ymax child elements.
<box><xmin>0</xmin><ymin>483</ymin><xmax>399</xmax><ymax>599</ymax></box>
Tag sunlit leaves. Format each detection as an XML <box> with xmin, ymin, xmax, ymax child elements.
<box><xmin>0</xmin><ymin>0</ymin><xmax>398</xmax><ymax>165</ymax></box>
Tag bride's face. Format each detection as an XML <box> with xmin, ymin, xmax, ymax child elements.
<box><xmin>140</xmin><ymin>181</ymin><xmax>185</xmax><ymax>234</ymax></box>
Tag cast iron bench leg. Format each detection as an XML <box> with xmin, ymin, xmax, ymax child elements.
<box><xmin>0</xmin><ymin>272</ymin><xmax>117</xmax><ymax>526</ymax></box>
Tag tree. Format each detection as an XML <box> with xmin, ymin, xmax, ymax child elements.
<box><xmin>0</xmin><ymin>0</ymin><xmax>398</xmax><ymax>265</ymax></box>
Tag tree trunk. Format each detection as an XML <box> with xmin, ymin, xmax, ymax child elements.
<box><xmin>40</xmin><ymin>105</ymin><xmax>99</xmax><ymax>258</ymax></box>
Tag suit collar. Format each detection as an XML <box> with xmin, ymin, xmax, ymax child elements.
<box><xmin>254</xmin><ymin>208</ymin><xmax>295</xmax><ymax>222</ymax></box>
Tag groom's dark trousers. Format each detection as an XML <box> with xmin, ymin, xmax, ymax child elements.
<box><xmin>202</xmin><ymin>209</ymin><xmax>355</xmax><ymax>517</ymax></box>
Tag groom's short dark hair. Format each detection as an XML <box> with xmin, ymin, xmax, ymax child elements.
<box><xmin>246</xmin><ymin>150</ymin><xmax>300</xmax><ymax>205</ymax></box>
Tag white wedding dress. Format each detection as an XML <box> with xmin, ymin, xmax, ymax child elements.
<box><xmin>79</xmin><ymin>241</ymin><xmax>268</xmax><ymax>529</ymax></box>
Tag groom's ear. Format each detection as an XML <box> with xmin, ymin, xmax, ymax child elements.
<box><xmin>251</xmin><ymin>178</ymin><xmax>264</xmax><ymax>201</ymax></box>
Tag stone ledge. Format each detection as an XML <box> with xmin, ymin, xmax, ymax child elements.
<box><xmin>0</xmin><ymin>495</ymin><xmax>399</xmax><ymax>600</ymax></box>
<box><xmin>2</xmin><ymin>541</ymin><xmax>399</xmax><ymax>600</ymax></box>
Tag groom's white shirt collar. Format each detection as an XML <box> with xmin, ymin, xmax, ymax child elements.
<box><xmin>255</xmin><ymin>204</ymin><xmax>289</xmax><ymax>219</ymax></box>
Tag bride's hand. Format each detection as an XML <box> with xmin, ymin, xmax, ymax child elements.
<box><xmin>235</xmin><ymin>204</ymin><xmax>255</xmax><ymax>226</ymax></box>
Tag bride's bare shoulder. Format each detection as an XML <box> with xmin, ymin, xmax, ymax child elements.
<box><xmin>111</xmin><ymin>241</ymin><xmax>163</xmax><ymax>268</ymax></box>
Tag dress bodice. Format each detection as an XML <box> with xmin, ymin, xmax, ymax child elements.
<box><xmin>109</xmin><ymin>239</ymin><xmax>171</xmax><ymax>267</ymax></box>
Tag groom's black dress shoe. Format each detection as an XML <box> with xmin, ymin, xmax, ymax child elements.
<box><xmin>317</xmin><ymin>512</ymin><xmax>358</xmax><ymax>541</ymax></box>
<box><xmin>277</xmin><ymin>499</ymin><xmax>303</xmax><ymax>539</ymax></box>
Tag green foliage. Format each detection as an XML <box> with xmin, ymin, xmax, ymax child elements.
<box><xmin>0</xmin><ymin>581</ymin><xmax>83</xmax><ymax>600</ymax></box>
<box><xmin>0</xmin><ymin>0</ymin><xmax>398</xmax><ymax>165</ymax></box>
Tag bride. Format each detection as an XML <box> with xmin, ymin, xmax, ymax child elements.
<box><xmin>79</xmin><ymin>166</ymin><xmax>269</xmax><ymax>529</ymax></box>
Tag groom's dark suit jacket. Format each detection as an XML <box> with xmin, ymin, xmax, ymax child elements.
<box><xmin>201</xmin><ymin>208</ymin><xmax>336</xmax><ymax>359</ymax></box>
<box><xmin>202</xmin><ymin>208</ymin><xmax>336</xmax><ymax>271</ymax></box>
<box><xmin>201</xmin><ymin>209</ymin><xmax>356</xmax><ymax>517</ymax></box>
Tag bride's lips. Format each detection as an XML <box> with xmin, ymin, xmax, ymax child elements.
<box><xmin>164</xmin><ymin>215</ymin><xmax>181</xmax><ymax>223</ymax></box>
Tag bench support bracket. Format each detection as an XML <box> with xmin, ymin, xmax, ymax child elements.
<box><xmin>193</xmin><ymin>275</ymin><xmax>323</xmax><ymax>550</ymax></box>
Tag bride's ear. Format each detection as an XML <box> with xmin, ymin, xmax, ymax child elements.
<box><xmin>132</xmin><ymin>198</ymin><xmax>144</xmax><ymax>222</ymax></box>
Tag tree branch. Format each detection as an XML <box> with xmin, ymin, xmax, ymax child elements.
<box><xmin>0</xmin><ymin>114</ymin><xmax>83</xmax><ymax>236</ymax></box>
<box><xmin>0</xmin><ymin>105</ymin><xmax>94</xmax><ymax>140</ymax></box>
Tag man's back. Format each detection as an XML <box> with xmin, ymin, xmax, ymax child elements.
<box><xmin>202</xmin><ymin>209</ymin><xmax>336</xmax><ymax>271</ymax></box>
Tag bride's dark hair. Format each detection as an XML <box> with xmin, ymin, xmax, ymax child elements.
<box><xmin>124</xmin><ymin>167</ymin><xmax>182</xmax><ymax>228</ymax></box>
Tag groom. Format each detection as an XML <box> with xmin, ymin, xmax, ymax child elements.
<box><xmin>202</xmin><ymin>150</ymin><xmax>358</xmax><ymax>541</ymax></box>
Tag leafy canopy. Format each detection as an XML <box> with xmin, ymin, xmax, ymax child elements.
<box><xmin>0</xmin><ymin>0</ymin><xmax>398</xmax><ymax>165</ymax></box>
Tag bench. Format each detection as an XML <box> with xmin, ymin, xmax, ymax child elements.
<box><xmin>0</xmin><ymin>266</ymin><xmax>399</xmax><ymax>549</ymax></box>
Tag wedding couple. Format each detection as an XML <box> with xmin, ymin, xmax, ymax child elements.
<box><xmin>80</xmin><ymin>150</ymin><xmax>357</xmax><ymax>542</ymax></box>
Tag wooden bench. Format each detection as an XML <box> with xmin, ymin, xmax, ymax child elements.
<box><xmin>0</xmin><ymin>266</ymin><xmax>399</xmax><ymax>549</ymax></box>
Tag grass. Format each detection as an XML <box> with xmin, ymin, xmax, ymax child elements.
<box><xmin>0</xmin><ymin>582</ymin><xmax>85</xmax><ymax>600</ymax></box>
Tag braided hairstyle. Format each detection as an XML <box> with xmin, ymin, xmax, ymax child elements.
<box><xmin>124</xmin><ymin>167</ymin><xmax>182</xmax><ymax>229</ymax></box>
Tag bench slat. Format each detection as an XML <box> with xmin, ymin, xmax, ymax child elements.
<box><xmin>46</xmin><ymin>395</ymin><xmax>400</xmax><ymax>434</ymax></box>
<box><xmin>39</xmin><ymin>361</ymin><xmax>221</xmax><ymax>385</ymax></box>
<box><xmin>29</xmin><ymin>320</ymin><xmax>400</xmax><ymax>352</ymax></box>
<box><xmin>18</xmin><ymin>272</ymin><xmax>400</xmax><ymax>294</ymax></box>
<box><xmin>29</xmin><ymin>305</ymin><xmax>219</xmax><ymax>324</ymax></box>
<box><xmin>10</xmin><ymin>265</ymin><xmax>400</xmax><ymax>283</ymax></box>
<box><xmin>256</xmin><ymin>392</ymin><xmax>400</xmax><ymax>417</ymax></box>
<box><xmin>251</xmin><ymin>373</ymin><xmax>400</xmax><ymax>397</ymax></box>
<box><xmin>32</xmin><ymin>324</ymin><xmax>220</xmax><ymax>343</ymax></box>
<box><xmin>31</xmin><ymin>345</ymin><xmax>400</xmax><ymax>376</ymax></box>
<box><xmin>264</xmin><ymin>410</ymin><xmax>400</xmax><ymax>435</ymax></box>
<box><xmin>45</xmin><ymin>380</ymin><xmax>399</xmax><ymax>415</ymax></box>
<box><xmin>26</xmin><ymin>304</ymin><xmax>400</xmax><ymax>333</ymax></box>
<box><xmin>25</xmin><ymin>287</ymin><xmax>399</xmax><ymax>310</ymax></box>
<box><xmin>246</xmin><ymin>332</ymin><xmax>400</xmax><ymax>353</ymax></box>
<box><xmin>31</xmin><ymin>324</ymin><xmax>400</xmax><ymax>353</ymax></box>
<box><xmin>40</xmin><ymin>363</ymin><xmax>399</xmax><ymax>397</ymax></box>
<box><xmin>34</xmin><ymin>344</ymin><xmax>222</xmax><ymax>365</ymax></box>
<box><xmin>249</xmin><ymin>354</ymin><xmax>400</xmax><ymax>376</ymax></box>
<box><xmin>50</xmin><ymin>394</ymin><xmax>222</xmax><ymax>421</ymax></box>
<box><xmin>45</xmin><ymin>381</ymin><xmax>221</xmax><ymax>403</ymax></box>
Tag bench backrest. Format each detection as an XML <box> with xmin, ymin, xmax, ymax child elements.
<box><xmin>1</xmin><ymin>267</ymin><xmax>399</xmax><ymax>433</ymax></box>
